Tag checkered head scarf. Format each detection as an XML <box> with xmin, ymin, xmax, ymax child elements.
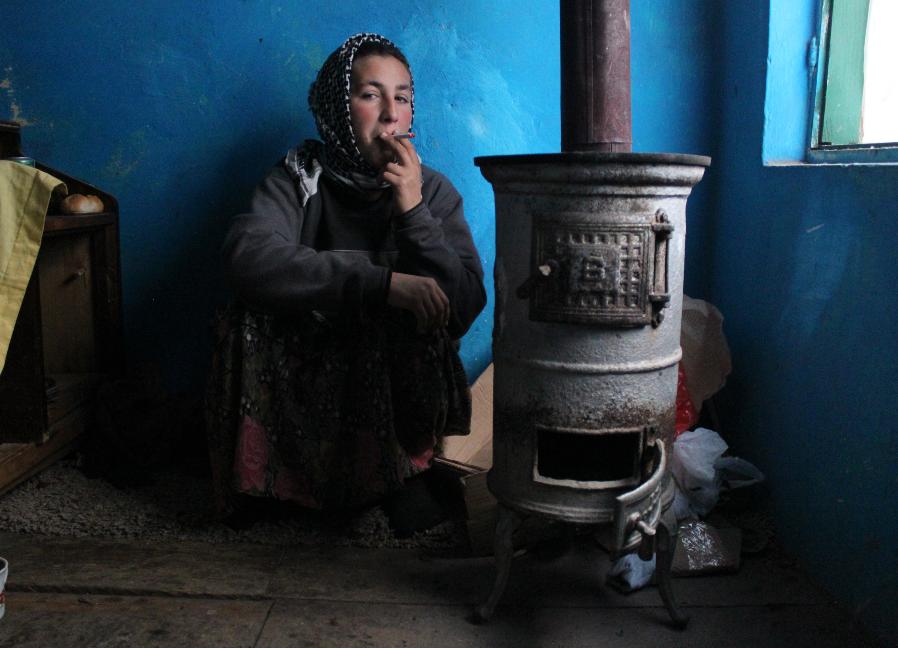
<box><xmin>286</xmin><ymin>33</ymin><xmax>414</xmax><ymax>192</ymax></box>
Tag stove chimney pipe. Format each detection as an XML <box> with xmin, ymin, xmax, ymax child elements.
<box><xmin>560</xmin><ymin>0</ymin><xmax>632</xmax><ymax>152</ymax></box>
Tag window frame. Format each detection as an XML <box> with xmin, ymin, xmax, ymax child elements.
<box><xmin>807</xmin><ymin>0</ymin><xmax>898</xmax><ymax>163</ymax></box>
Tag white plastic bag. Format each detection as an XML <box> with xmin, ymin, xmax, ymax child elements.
<box><xmin>671</xmin><ymin>428</ymin><xmax>765</xmax><ymax>519</ymax></box>
<box><xmin>715</xmin><ymin>456</ymin><xmax>765</xmax><ymax>492</ymax></box>
<box><xmin>670</xmin><ymin>427</ymin><xmax>729</xmax><ymax>517</ymax></box>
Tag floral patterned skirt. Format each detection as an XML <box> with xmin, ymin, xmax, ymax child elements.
<box><xmin>204</xmin><ymin>305</ymin><xmax>471</xmax><ymax>515</ymax></box>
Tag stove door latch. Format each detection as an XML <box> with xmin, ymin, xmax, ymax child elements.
<box><xmin>515</xmin><ymin>258</ymin><xmax>559</xmax><ymax>299</ymax></box>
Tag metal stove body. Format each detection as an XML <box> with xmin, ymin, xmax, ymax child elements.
<box><xmin>471</xmin><ymin>0</ymin><xmax>709</xmax><ymax>627</ymax></box>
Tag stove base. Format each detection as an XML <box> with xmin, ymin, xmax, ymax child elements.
<box><xmin>472</xmin><ymin>503</ymin><xmax>689</xmax><ymax>629</ymax></box>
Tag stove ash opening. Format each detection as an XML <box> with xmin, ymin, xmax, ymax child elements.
<box><xmin>535</xmin><ymin>427</ymin><xmax>642</xmax><ymax>486</ymax></box>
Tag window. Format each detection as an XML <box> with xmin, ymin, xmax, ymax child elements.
<box><xmin>809</xmin><ymin>0</ymin><xmax>898</xmax><ymax>161</ymax></box>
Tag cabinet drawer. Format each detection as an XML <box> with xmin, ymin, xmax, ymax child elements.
<box><xmin>38</xmin><ymin>232</ymin><xmax>97</xmax><ymax>374</ymax></box>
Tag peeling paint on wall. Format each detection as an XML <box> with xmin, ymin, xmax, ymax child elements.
<box><xmin>104</xmin><ymin>129</ymin><xmax>149</xmax><ymax>179</ymax></box>
<box><xmin>1</xmin><ymin>68</ymin><xmax>36</xmax><ymax>126</ymax></box>
<box><xmin>8</xmin><ymin>101</ymin><xmax>34</xmax><ymax>126</ymax></box>
<box><xmin>301</xmin><ymin>43</ymin><xmax>325</xmax><ymax>73</ymax></box>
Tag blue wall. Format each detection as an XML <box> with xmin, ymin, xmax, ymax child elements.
<box><xmin>631</xmin><ymin>0</ymin><xmax>722</xmax><ymax>299</ymax></box>
<box><xmin>1</xmin><ymin>1</ymin><xmax>564</xmax><ymax>388</ymax></box>
<box><xmin>1</xmin><ymin>0</ymin><xmax>719</xmax><ymax>390</ymax></box>
<box><xmin>711</xmin><ymin>1</ymin><xmax>898</xmax><ymax>641</ymax></box>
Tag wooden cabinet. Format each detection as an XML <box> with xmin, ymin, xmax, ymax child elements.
<box><xmin>0</xmin><ymin>121</ymin><xmax>123</xmax><ymax>492</ymax></box>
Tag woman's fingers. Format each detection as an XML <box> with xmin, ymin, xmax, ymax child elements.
<box><xmin>378</xmin><ymin>134</ymin><xmax>405</xmax><ymax>164</ymax></box>
<box><xmin>381</xmin><ymin>162</ymin><xmax>403</xmax><ymax>178</ymax></box>
<box><xmin>424</xmin><ymin>287</ymin><xmax>445</xmax><ymax>330</ymax></box>
<box><xmin>380</xmin><ymin>133</ymin><xmax>416</xmax><ymax>165</ymax></box>
<box><xmin>412</xmin><ymin>292</ymin><xmax>436</xmax><ymax>333</ymax></box>
<box><xmin>378</xmin><ymin>135</ymin><xmax>422</xmax><ymax>213</ymax></box>
<box><xmin>436</xmin><ymin>289</ymin><xmax>449</xmax><ymax>326</ymax></box>
<box><xmin>386</xmin><ymin>273</ymin><xmax>450</xmax><ymax>333</ymax></box>
<box><xmin>380</xmin><ymin>136</ymin><xmax>420</xmax><ymax>178</ymax></box>
<box><xmin>396</xmin><ymin>137</ymin><xmax>418</xmax><ymax>167</ymax></box>
<box><xmin>431</xmin><ymin>286</ymin><xmax>450</xmax><ymax>330</ymax></box>
<box><xmin>422</xmin><ymin>287</ymin><xmax>446</xmax><ymax>331</ymax></box>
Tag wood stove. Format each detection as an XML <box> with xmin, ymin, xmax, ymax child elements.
<box><xmin>472</xmin><ymin>0</ymin><xmax>709</xmax><ymax>627</ymax></box>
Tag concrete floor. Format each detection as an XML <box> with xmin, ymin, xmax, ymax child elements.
<box><xmin>0</xmin><ymin>530</ymin><xmax>882</xmax><ymax>647</ymax></box>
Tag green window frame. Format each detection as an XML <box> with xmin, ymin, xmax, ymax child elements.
<box><xmin>809</xmin><ymin>0</ymin><xmax>898</xmax><ymax>162</ymax></box>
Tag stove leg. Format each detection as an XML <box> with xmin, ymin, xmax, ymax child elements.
<box><xmin>656</xmin><ymin>513</ymin><xmax>689</xmax><ymax>629</ymax></box>
<box><xmin>473</xmin><ymin>504</ymin><xmax>519</xmax><ymax>623</ymax></box>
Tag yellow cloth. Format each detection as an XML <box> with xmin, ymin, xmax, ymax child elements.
<box><xmin>0</xmin><ymin>161</ymin><xmax>66</xmax><ymax>374</ymax></box>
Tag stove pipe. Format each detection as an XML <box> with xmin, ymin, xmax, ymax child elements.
<box><xmin>561</xmin><ymin>0</ymin><xmax>632</xmax><ymax>152</ymax></box>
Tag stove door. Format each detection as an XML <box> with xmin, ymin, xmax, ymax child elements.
<box><xmin>611</xmin><ymin>438</ymin><xmax>673</xmax><ymax>553</ymax></box>
<box><xmin>521</xmin><ymin>209</ymin><xmax>673</xmax><ymax>328</ymax></box>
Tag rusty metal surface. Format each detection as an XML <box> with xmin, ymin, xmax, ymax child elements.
<box><xmin>478</xmin><ymin>152</ymin><xmax>707</xmax><ymax>528</ymax></box>
<box><xmin>561</xmin><ymin>0</ymin><xmax>633</xmax><ymax>152</ymax></box>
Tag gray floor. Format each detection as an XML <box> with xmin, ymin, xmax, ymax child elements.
<box><xmin>0</xmin><ymin>531</ymin><xmax>881</xmax><ymax>647</ymax></box>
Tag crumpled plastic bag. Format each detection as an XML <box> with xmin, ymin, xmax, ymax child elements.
<box><xmin>671</xmin><ymin>427</ymin><xmax>729</xmax><ymax>517</ymax></box>
<box><xmin>680</xmin><ymin>296</ymin><xmax>732</xmax><ymax>415</ymax></box>
<box><xmin>716</xmin><ymin>456</ymin><xmax>765</xmax><ymax>492</ymax></box>
<box><xmin>670</xmin><ymin>427</ymin><xmax>765</xmax><ymax>519</ymax></box>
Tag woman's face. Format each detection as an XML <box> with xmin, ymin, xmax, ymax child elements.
<box><xmin>350</xmin><ymin>54</ymin><xmax>412</xmax><ymax>171</ymax></box>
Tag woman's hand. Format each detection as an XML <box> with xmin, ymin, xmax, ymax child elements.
<box><xmin>387</xmin><ymin>272</ymin><xmax>449</xmax><ymax>332</ymax></box>
<box><xmin>378</xmin><ymin>133</ymin><xmax>423</xmax><ymax>214</ymax></box>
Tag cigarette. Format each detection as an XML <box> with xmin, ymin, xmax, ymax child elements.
<box><xmin>394</xmin><ymin>132</ymin><xmax>415</xmax><ymax>140</ymax></box>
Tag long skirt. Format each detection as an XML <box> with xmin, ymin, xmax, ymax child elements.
<box><xmin>204</xmin><ymin>305</ymin><xmax>471</xmax><ymax>515</ymax></box>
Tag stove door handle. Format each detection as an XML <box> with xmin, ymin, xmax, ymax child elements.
<box><xmin>650</xmin><ymin>209</ymin><xmax>673</xmax><ymax>327</ymax></box>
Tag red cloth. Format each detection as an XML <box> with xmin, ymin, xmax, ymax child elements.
<box><xmin>675</xmin><ymin>363</ymin><xmax>698</xmax><ymax>437</ymax></box>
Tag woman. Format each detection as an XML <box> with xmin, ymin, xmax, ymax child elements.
<box><xmin>206</xmin><ymin>33</ymin><xmax>486</xmax><ymax>532</ymax></box>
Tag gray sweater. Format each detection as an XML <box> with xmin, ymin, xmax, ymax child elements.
<box><xmin>223</xmin><ymin>163</ymin><xmax>486</xmax><ymax>338</ymax></box>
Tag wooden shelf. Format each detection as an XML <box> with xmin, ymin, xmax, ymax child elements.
<box><xmin>0</xmin><ymin>120</ymin><xmax>122</xmax><ymax>484</ymax></box>
<box><xmin>44</xmin><ymin>213</ymin><xmax>117</xmax><ymax>232</ymax></box>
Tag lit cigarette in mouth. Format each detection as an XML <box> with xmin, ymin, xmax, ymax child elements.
<box><xmin>393</xmin><ymin>132</ymin><xmax>415</xmax><ymax>140</ymax></box>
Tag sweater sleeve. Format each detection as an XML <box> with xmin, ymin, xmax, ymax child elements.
<box><xmin>392</xmin><ymin>169</ymin><xmax>487</xmax><ymax>337</ymax></box>
<box><xmin>222</xmin><ymin>165</ymin><xmax>391</xmax><ymax>316</ymax></box>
